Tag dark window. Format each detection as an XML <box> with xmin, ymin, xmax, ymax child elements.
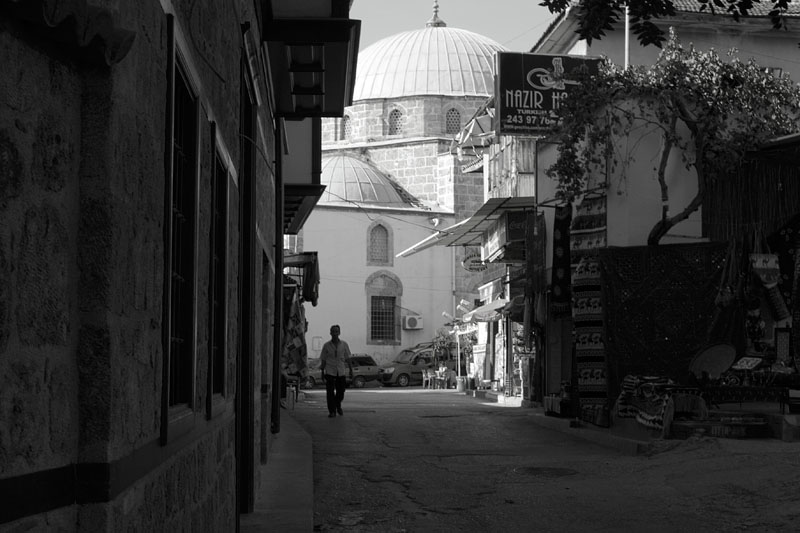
<box><xmin>388</xmin><ymin>109</ymin><xmax>403</xmax><ymax>135</ymax></box>
<box><xmin>210</xmin><ymin>152</ymin><xmax>228</xmax><ymax>396</ymax></box>
<box><xmin>342</xmin><ymin>115</ymin><xmax>352</xmax><ymax>140</ymax></box>
<box><xmin>370</xmin><ymin>296</ymin><xmax>395</xmax><ymax>341</ymax></box>
<box><xmin>365</xmin><ymin>270</ymin><xmax>401</xmax><ymax>345</ymax></box>
<box><xmin>168</xmin><ymin>62</ymin><xmax>198</xmax><ymax>407</ymax></box>
<box><xmin>445</xmin><ymin>108</ymin><xmax>461</xmax><ymax>134</ymax></box>
<box><xmin>368</xmin><ymin>224</ymin><xmax>389</xmax><ymax>264</ymax></box>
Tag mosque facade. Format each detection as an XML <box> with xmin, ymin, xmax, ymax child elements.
<box><xmin>299</xmin><ymin>6</ymin><xmax>506</xmax><ymax>364</ymax></box>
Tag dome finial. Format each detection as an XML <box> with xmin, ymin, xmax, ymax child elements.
<box><xmin>426</xmin><ymin>0</ymin><xmax>446</xmax><ymax>27</ymax></box>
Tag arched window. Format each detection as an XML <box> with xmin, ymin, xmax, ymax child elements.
<box><xmin>388</xmin><ymin>109</ymin><xmax>404</xmax><ymax>136</ymax></box>
<box><xmin>341</xmin><ymin>115</ymin><xmax>352</xmax><ymax>140</ymax></box>
<box><xmin>366</xmin><ymin>221</ymin><xmax>393</xmax><ymax>266</ymax></box>
<box><xmin>445</xmin><ymin>108</ymin><xmax>461</xmax><ymax>134</ymax></box>
<box><xmin>369</xmin><ymin>225</ymin><xmax>389</xmax><ymax>263</ymax></box>
<box><xmin>365</xmin><ymin>271</ymin><xmax>402</xmax><ymax>345</ymax></box>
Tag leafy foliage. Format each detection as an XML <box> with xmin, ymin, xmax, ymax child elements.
<box><xmin>545</xmin><ymin>31</ymin><xmax>800</xmax><ymax>243</ymax></box>
<box><xmin>539</xmin><ymin>0</ymin><xmax>795</xmax><ymax>48</ymax></box>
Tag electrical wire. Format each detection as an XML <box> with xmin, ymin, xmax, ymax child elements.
<box><xmin>321</xmin><ymin>190</ymin><xmax>458</xmax><ymax>233</ymax></box>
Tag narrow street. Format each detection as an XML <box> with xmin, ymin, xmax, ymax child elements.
<box><xmin>291</xmin><ymin>387</ymin><xmax>800</xmax><ymax>532</ymax></box>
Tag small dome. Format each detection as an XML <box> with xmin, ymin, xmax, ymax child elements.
<box><xmin>320</xmin><ymin>154</ymin><xmax>417</xmax><ymax>207</ymax></box>
<box><xmin>353</xmin><ymin>12</ymin><xmax>506</xmax><ymax>101</ymax></box>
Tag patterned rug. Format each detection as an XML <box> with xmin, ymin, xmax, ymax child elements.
<box><xmin>615</xmin><ymin>375</ymin><xmax>673</xmax><ymax>430</ymax></box>
<box><xmin>570</xmin><ymin>195</ymin><xmax>607</xmax><ymax>270</ymax></box>
<box><xmin>571</xmin><ymin>256</ymin><xmax>609</xmax><ymax>426</ymax></box>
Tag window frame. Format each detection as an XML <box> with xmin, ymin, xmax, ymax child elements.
<box><xmin>341</xmin><ymin>114</ymin><xmax>352</xmax><ymax>141</ymax></box>
<box><xmin>207</xmin><ymin>123</ymin><xmax>231</xmax><ymax>419</ymax></box>
<box><xmin>365</xmin><ymin>270</ymin><xmax>402</xmax><ymax>346</ymax></box>
<box><xmin>366</xmin><ymin>220</ymin><xmax>393</xmax><ymax>267</ymax></box>
<box><xmin>445</xmin><ymin>107</ymin><xmax>461</xmax><ymax>135</ymax></box>
<box><xmin>161</xmin><ymin>14</ymin><xmax>202</xmax><ymax>445</ymax></box>
<box><xmin>387</xmin><ymin>108</ymin><xmax>404</xmax><ymax>136</ymax></box>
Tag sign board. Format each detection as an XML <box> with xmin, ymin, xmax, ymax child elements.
<box><xmin>482</xmin><ymin>211</ymin><xmax>528</xmax><ymax>264</ymax></box>
<box><xmin>461</xmin><ymin>251</ymin><xmax>488</xmax><ymax>272</ymax></box>
<box><xmin>495</xmin><ymin>52</ymin><xmax>600</xmax><ymax>136</ymax></box>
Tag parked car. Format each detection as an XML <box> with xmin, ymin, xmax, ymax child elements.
<box><xmin>301</xmin><ymin>354</ymin><xmax>382</xmax><ymax>389</ymax></box>
<box><xmin>380</xmin><ymin>342</ymin><xmax>459</xmax><ymax>387</ymax></box>
<box><xmin>349</xmin><ymin>354</ymin><xmax>383</xmax><ymax>388</ymax></box>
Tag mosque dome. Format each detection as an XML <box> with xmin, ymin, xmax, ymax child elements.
<box><xmin>319</xmin><ymin>154</ymin><xmax>419</xmax><ymax>207</ymax></box>
<box><xmin>352</xmin><ymin>5</ymin><xmax>506</xmax><ymax>101</ymax></box>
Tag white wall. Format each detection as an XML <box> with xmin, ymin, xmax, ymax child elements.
<box><xmin>528</xmin><ymin>106</ymin><xmax>703</xmax><ymax>282</ymax></box>
<box><xmin>301</xmin><ymin>206</ymin><xmax>456</xmax><ymax>365</ymax></box>
<box><xmin>540</xmin><ymin>15</ymin><xmax>799</xmax><ymax>79</ymax></box>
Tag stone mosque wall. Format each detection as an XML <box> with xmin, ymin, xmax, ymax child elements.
<box><xmin>322</xmin><ymin>95</ymin><xmax>490</xmax><ymax>210</ymax></box>
<box><xmin>322</xmin><ymin>96</ymin><xmax>488</xmax><ymax>143</ymax></box>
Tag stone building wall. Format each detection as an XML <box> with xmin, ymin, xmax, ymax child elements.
<box><xmin>0</xmin><ymin>1</ymin><xmax>276</xmax><ymax>530</ymax></box>
<box><xmin>0</xmin><ymin>6</ymin><xmax>84</xmax><ymax>497</ymax></box>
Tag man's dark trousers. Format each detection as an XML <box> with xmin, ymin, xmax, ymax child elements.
<box><xmin>324</xmin><ymin>374</ymin><xmax>347</xmax><ymax>414</ymax></box>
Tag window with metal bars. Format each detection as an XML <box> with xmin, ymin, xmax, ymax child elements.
<box><xmin>388</xmin><ymin>109</ymin><xmax>403</xmax><ymax>135</ymax></box>
<box><xmin>368</xmin><ymin>224</ymin><xmax>389</xmax><ymax>264</ymax></box>
<box><xmin>168</xmin><ymin>61</ymin><xmax>198</xmax><ymax>408</ymax></box>
<box><xmin>370</xmin><ymin>296</ymin><xmax>395</xmax><ymax>341</ymax></box>
<box><xmin>341</xmin><ymin>115</ymin><xmax>352</xmax><ymax>140</ymax></box>
<box><xmin>445</xmin><ymin>108</ymin><xmax>461</xmax><ymax>134</ymax></box>
<box><xmin>210</xmin><ymin>151</ymin><xmax>228</xmax><ymax>396</ymax></box>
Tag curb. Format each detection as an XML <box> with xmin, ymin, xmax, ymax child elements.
<box><xmin>464</xmin><ymin>390</ymin><xmax>649</xmax><ymax>455</ymax></box>
<box><xmin>524</xmin><ymin>411</ymin><xmax>650</xmax><ymax>455</ymax></box>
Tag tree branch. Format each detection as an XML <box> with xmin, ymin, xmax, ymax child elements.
<box><xmin>647</xmin><ymin>119</ymin><xmax>707</xmax><ymax>244</ymax></box>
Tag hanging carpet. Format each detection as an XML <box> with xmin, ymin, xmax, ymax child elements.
<box><xmin>599</xmin><ymin>242</ymin><xmax>727</xmax><ymax>401</ymax></box>
<box><xmin>570</xmin><ymin>195</ymin><xmax>607</xmax><ymax>270</ymax></box>
<box><xmin>571</xmin><ymin>256</ymin><xmax>609</xmax><ymax>426</ymax></box>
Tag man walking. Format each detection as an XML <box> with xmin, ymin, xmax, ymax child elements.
<box><xmin>320</xmin><ymin>324</ymin><xmax>351</xmax><ymax>418</ymax></box>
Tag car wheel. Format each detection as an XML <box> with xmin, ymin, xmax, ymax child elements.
<box><xmin>396</xmin><ymin>374</ymin><xmax>410</xmax><ymax>387</ymax></box>
<box><xmin>352</xmin><ymin>376</ymin><xmax>366</xmax><ymax>388</ymax></box>
<box><xmin>301</xmin><ymin>376</ymin><xmax>316</xmax><ymax>389</ymax></box>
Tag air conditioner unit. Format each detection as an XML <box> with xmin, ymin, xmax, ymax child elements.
<box><xmin>402</xmin><ymin>315</ymin><xmax>424</xmax><ymax>330</ymax></box>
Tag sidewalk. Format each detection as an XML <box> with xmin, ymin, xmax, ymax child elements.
<box><xmin>240</xmin><ymin>398</ymin><xmax>314</xmax><ymax>533</ymax></box>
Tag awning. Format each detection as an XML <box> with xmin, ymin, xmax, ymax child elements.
<box><xmin>396</xmin><ymin>196</ymin><xmax>539</xmax><ymax>258</ymax></box>
<box><xmin>463</xmin><ymin>298</ymin><xmax>509</xmax><ymax>323</ymax></box>
<box><xmin>746</xmin><ymin>132</ymin><xmax>800</xmax><ymax>165</ymax></box>
<box><xmin>395</xmin><ymin>219</ymin><xmax>471</xmax><ymax>258</ymax></box>
<box><xmin>263</xmin><ymin>13</ymin><xmax>360</xmax><ymax>118</ymax></box>
<box><xmin>284</xmin><ymin>184</ymin><xmax>326</xmax><ymax>234</ymax></box>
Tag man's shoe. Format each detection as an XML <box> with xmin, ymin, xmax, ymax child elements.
<box><xmin>328</xmin><ymin>412</ymin><xmax>336</xmax><ymax>418</ymax></box>
<box><xmin>336</xmin><ymin>407</ymin><xmax>343</xmax><ymax>416</ymax></box>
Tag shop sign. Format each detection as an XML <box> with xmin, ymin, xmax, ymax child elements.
<box><xmin>481</xmin><ymin>210</ymin><xmax>527</xmax><ymax>264</ymax></box>
<box><xmin>462</xmin><ymin>251</ymin><xmax>487</xmax><ymax>272</ymax></box>
<box><xmin>495</xmin><ymin>52</ymin><xmax>600</xmax><ymax>136</ymax></box>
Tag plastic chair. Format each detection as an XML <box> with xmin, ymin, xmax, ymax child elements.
<box><xmin>422</xmin><ymin>369</ymin><xmax>433</xmax><ymax>389</ymax></box>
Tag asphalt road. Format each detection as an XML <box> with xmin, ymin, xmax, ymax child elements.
<box><xmin>291</xmin><ymin>386</ymin><xmax>800</xmax><ymax>532</ymax></box>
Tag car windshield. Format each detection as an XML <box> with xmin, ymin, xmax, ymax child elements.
<box><xmin>393</xmin><ymin>350</ymin><xmax>415</xmax><ymax>364</ymax></box>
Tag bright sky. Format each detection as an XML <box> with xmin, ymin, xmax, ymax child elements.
<box><xmin>350</xmin><ymin>0</ymin><xmax>557</xmax><ymax>53</ymax></box>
